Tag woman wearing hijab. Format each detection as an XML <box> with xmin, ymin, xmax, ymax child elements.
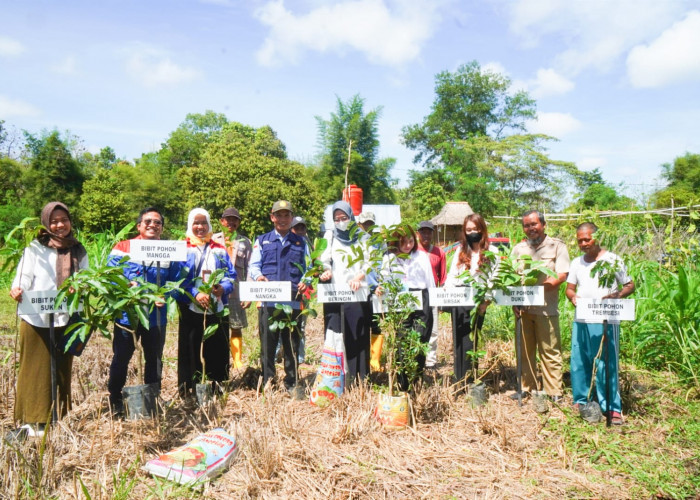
<box><xmin>378</xmin><ymin>226</ymin><xmax>435</xmax><ymax>391</ymax></box>
<box><xmin>445</xmin><ymin>213</ymin><xmax>498</xmax><ymax>385</ymax></box>
<box><xmin>8</xmin><ymin>201</ymin><xmax>89</xmax><ymax>438</ymax></box>
<box><xmin>319</xmin><ymin>201</ymin><xmax>371</xmax><ymax>383</ymax></box>
<box><xmin>178</xmin><ymin>208</ymin><xmax>236</xmax><ymax>398</ymax></box>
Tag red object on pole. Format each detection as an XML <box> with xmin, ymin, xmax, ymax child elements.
<box><xmin>342</xmin><ymin>185</ymin><xmax>363</xmax><ymax>215</ymax></box>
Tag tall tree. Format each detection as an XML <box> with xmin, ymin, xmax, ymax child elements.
<box><xmin>402</xmin><ymin>61</ymin><xmax>577</xmax><ymax>215</ymax></box>
<box><xmin>179</xmin><ymin>122</ymin><xmax>324</xmax><ymax>237</ymax></box>
<box><xmin>160</xmin><ymin>110</ymin><xmax>229</xmax><ymax>172</ymax></box>
<box><xmin>402</xmin><ymin>61</ymin><xmax>536</xmax><ymax>169</ymax></box>
<box><xmin>316</xmin><ymin>95</ymin><xmax>395</xmax><ymax>204</ymax></box>
<box><xmin>22</xmin><ymin>131</ymin><xmax>85</xmax><ymax>216</ymax></box>
<box><xmin>652</xmin><ymin>152</ymin><xmax>700</xmax><ymax>208</ymax></box>
<box><xmin>79</xmin><ymin>166</ymin><xmax>134</xmax><ymax>232</ymax></box>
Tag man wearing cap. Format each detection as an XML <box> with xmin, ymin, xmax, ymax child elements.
<box><xmin>249</xmin><ymin>200</ymin><xmax>308</xmax><ymax>395</ymax></box>
<box><xmin>357</xmin><ymin>211</ymin><xmax>377</xmax><ymax>233</ymax></box>
<box><xmin>212</xmin><ymin>207</ymin><xmax>253</xmax><ymax>370</ymax></box>
<box><xmin>417</xmin><ymin>220</ymin><xmax>446</xmax><ymax>370</ymax></box>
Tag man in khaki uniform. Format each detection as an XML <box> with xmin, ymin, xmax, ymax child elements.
<box><xmin>212</xmin><ymin>207</ymin><xmax>252</xmax><ymax>369</ymax></box>
<box><xmin>511</xmin><ymin>210</ymin><xmax>570</xmax><ymax>400</ymax></box>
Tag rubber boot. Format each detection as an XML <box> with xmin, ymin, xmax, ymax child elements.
<box><xmin>370</xmin><ymin>333</ymin><xmax>384</xmax><ymax>372</ymax></box>
<box><xmin>230</xmin><ymin>333</ymin><xmax>243</xmax><ymax>369</ymax></box>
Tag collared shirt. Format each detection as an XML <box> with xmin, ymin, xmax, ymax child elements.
<box><xmin>511</xmin><ymin>234</ymin><xmax>570</xmax><ymax>316</ymax></box>
<box><xmin>249</xmin><ymin>229</ymin><xmax>309</xmax><ymax>308</ymax></box>
<box><xmin>212</xmin><ymin>231</ymin><xmax>252</xmax><ymax>282</ymax></box>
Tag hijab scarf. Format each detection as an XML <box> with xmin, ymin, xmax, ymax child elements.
<box><xmin>186</xmin><ymin>208</ymin><xmax>213</xmax><ymax>246</ymax></box>
<box><xmin>332</xmin><ymin>200</ymin><xmax>358</xmax><ymax>245</ymax></box>
<box><xmin>37</xmin><ymin>201</ymin><xmax>86</xmax><ymax>287</ymax></box>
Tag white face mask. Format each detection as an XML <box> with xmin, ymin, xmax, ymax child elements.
<box><xmin>335</xmin><ymin>220</ymin><xmax>350</xmax><ymax>231</ymax></box>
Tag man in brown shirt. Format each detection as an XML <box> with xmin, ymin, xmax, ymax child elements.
<box><xmin>511</xmin><ymin>210</ymin><xmax>570</xmax><ymax>400</ymax></box>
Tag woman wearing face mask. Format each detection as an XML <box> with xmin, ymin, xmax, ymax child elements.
<box><xmin>178</xmin><ymin>208</ymin><xmax>236</xmax><ymax>398</ymax></box>
<box><xmin>445</xmin><ymin>213</ymin><xmax>498</xmax><ymax>385</ymax></box>
<box><xmin>378</xmin><ymin>226</ymin><xmax>435</xmax><ymax>391</ymax></box>
<box><xmin>319</xmin><ymin>201</ymin><xmax>371</xmax><ymax>383</ymax></box>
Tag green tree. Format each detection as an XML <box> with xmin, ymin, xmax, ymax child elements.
<box><xmin>402</xmin><ymin>61</ymin><xmax>577</xmax><ymax>215</ymax></box>
<box><xmin>565</xmin><ymin>168</ymin><xmax>637</xmax><ymax>211</ymax></box>
<box><xmin>133</xmin><ymin>152</ymin><xmax>188</xmax><ymax>226</ymax></box>
<box><xmin>79</xmin><ymin>146</ymin><xmax>119</xmax><ymax>179</ymax></box>
<box><xmin>22</xmin><ymin>131</ymin><xmax>85</xmax><ymax>216</ymax></box>
<box><xmin>0</xmin><ymin>156</ymin><xmax>32</xmax><ymax>236</ymax></box>
<box><xmin>78</xmin><ymin>167</ymin><xmax>134</xmax><ymax>232</ymax></box>
<box><xmin>179</xmin><ymin>122</ymin><xmax>324</xmax><ymax>237</ymax></box>
<box><xmin>402</xmin><ymin>61</ymin><xmax>536</xmax><ymax>169</ymax></box>
<box><xmin>653</xmin><ymin>153</ymin><xmax>700</xmax><ymax>208</ymax></box>
<box><xmin>160</xmin><ymin>110</ymin><xmax>229</xmax><ymax>172</ymax></box>
<box><xmin>400</xmin><ymin>169</ymin><xmax>450</xmax><ymax>223</ymax></box>
<box><xmin>316</xmin><ymin>95</ymin><xmax>395</xmax><ymax>204</ymax></box>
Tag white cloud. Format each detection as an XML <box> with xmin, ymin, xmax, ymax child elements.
<box><xmin>482</xmin><ymin>61</ymin><xmax>507</xmax><ymax>76</ymax></box>
<box><xmin>123</xmin><ymin>45</ymin><xmax>201</xmax><ymax>87</ymax></box>
<box><xmin>51</xmin><ymin>56</ymin><xmax>77</xmax><ymax>75</ymax></box>
<box><xmin>0</xmin><ymin>36</ymin><xmax>25</xmax><ymax>57</ymax></box>
<box><xmin>254</xmin><ymin>0</ymin><xmax>445</xmax><ymax>67</ymax></box>
<box><xmin>528</xmin><ymin>112</ymin><xmax>581</xmax><ymax>138</ymax></box>
<box><xmin>0</xmin><ymin>95</ymin><xmax>40</xmax><ymax>118</ymax></box>
<box><xmin>528</xmin><ymin>68</ymin><xmax>574</xmax><ymax>98</ymax></box>
<box><xmin>503</xmin><ymin>0</ymin><xmax>694</xmax><ymax>76</ymax></box>
<box><xmin>627</xmin><ymin>11</ymin><xmax>700</xmax><ymax>88</ymax></box>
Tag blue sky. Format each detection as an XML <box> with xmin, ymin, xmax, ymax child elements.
<box><xmin>2</xmin><ymin>0</ymin><xmax>700</xmax><ymax>202</ymax></box>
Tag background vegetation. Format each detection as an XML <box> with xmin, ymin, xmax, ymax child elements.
<box><xmin>0</xmin><ymin>60</ymin><xmax>699</xmax><ymax>498</ymax></box>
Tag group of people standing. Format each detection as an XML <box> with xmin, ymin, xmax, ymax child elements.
<box><xmin>7</xmin><ymin>199</ymin><xmax>634</xmax><ymax>439</ymax></box>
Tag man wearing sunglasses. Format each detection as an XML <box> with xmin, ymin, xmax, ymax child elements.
<box><xmin>106</xmin><ymin>207</ymin><xmax>186</xmax><ymax>416</ymax></box>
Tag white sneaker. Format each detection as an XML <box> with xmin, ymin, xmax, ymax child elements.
<box><xmin>21</xmin><ymin>424</ymin><xmax>45</xmax><ymax>438</ymax></box>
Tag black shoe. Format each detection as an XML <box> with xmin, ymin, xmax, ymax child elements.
<box><xmin>109</xmin><ymin>400</ymin><xmax>124</xmax><ymax>418</ymax></box>
<box><xmin>286</xmin><ymin>385</ymin><xmax>305</xmax><ymax>401</ymax></box>
<box><xmin>510</xmin><ymin>391</ymin><xmax>530</xmax><ymax>400</ymax></box>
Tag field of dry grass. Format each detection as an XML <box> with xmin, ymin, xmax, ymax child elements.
<box><xmin>1</xmin><ymin>303</ymin><xmax>697</xmax><ymax>499</ymax></box>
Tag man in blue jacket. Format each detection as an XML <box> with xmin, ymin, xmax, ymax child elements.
<box><xmin>107</xmin><ymin>207</ymin><xmax>185</xmax><ymax>414</ymax></box>
<box><xmin>249</xmin><ymin>200</ymin><xmax>308</xmax><ymax>395</ymax></box>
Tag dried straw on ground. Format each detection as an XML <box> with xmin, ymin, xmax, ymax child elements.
<box><xmin>1</xmin><ymin>314</ymin><xmax>635</xmax><ymax>499</ymax></box>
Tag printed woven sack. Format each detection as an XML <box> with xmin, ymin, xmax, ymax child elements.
<box><xmin>309</xmin><ymin>328</ymin><xmax>346</xmax><ymax>407</ymax></box>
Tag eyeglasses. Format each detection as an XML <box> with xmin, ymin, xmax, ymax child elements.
<box><xmin>142</xmin><ymin>219</ymin><xmax>163</xmax><ymax>226</ymax></box>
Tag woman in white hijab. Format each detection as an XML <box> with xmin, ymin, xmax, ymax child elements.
<box><xmin>178</xmin><ymin>208</ymin><xmax>236</xmax><ymax>398</ymax></box>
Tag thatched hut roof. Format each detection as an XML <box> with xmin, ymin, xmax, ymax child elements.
<box><xmin>431</xmin><ymin>201</ymin><xmax>474</xmax><ymax>226</ymax></box>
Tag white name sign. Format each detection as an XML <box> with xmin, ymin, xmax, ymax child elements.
<box><xmin>130</xmin><ymin>240</ymin><xmax>187</xmax><ymax>262</ymax></box>
<box><xmin>316</xmin><ymin>284</ymin><xmax>369</xmax><ymax>303</ymax></box>
<box><xmin>239</xmin><ymin>281</ymin><xmax>292</xmax><ymax>302</ymax></box>
<box><xmin>429</xmin><ymin>287</ymin><xmax>475</xmax><ymax>307</ymax></box>
<box><xmin>371</xmin><ymin>291</ymin><xmax>423</xmax><ymax>314</ymax></box>
<box><xmin>576</xmin><ymin>298</ymin><xmax>636</xmax><ymax>323</ymax></box>
<box><xmin>493</xmin><ymin>286</ymin><xmax>545</xmax><ymax>306</ymax></box>
<box><xmin>18</xmin><ymin>290</ymin><xmax>72</xmax><ymax>315</ymax></box>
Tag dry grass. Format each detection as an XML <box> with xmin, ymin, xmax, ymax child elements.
<box><xmin>0</xmin><ymin>313</ymin><xmax>641</xmax><ymax>499</ymax></box>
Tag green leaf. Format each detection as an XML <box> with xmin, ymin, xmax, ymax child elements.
<box><xmin>203</xmin><ymin>323</ymin><xmax>219</xmax><ymax>341</ymax></box>
<box><xmin>135</xmin><ymin>305</ymin><xmax>150</xmax><ymax>329</ymax></box>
